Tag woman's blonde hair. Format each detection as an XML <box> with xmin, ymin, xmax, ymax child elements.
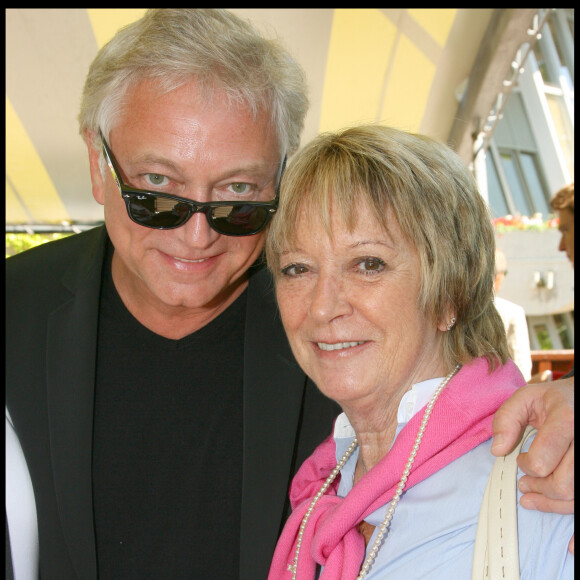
<box><xmin>266</xmin><ymin>125</ymin><xmax>508</xmax><ymax>371</ymax></box>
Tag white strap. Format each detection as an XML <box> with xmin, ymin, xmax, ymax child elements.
<box><xmin>472</xmin><ymin>426</ymin><xmax>537</xmax><ymax>580</ymax></box>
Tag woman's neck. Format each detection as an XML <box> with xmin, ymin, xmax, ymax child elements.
<box><xmin>347</xmin><ymin>409</ymin><xmax>399</xmax><ymax>477</ymax></box>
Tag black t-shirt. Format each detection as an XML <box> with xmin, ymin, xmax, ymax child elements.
<box><xmin>93</xmin><ymin>245</ymin><xmax>244</xmax><ymax>578</ymax></box>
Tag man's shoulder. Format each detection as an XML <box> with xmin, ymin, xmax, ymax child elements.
<box><xmin>248</xmin><ymin>260</ymin><xmax>274</xmax><ymax>285</ymax></box>
<box><xmin>6</xmin><ymin>227</ymin><xmax>107</xmax><ymax>306</ymax></box>
<box><xmin>6</xmin><ymin>227</ymin><xmax>106</xmax><ymax>280</ymax></box>
<box><xmin>247</xmin><ymin>260</ymin><xmax>276</xmax><ymax>303</ymax></box>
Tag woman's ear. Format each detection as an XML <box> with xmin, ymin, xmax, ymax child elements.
<box><xmin>438</xmin><ymin>308</ymin><xmax>457</xmax><ymax>332</ymax></box>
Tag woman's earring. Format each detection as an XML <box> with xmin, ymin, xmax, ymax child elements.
<box><xmin>447</xmin><ymin>317</ymin><xmax>456</xmax><ymax>331</ymax></box>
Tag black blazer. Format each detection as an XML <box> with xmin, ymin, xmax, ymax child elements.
<box><xmin>6</xmin><ymin>226</ymin><xmax>339</xmax><ymax>580</ymax></box>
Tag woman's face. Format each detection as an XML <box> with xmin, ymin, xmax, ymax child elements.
<box><xmin>275</xmin><ymin>201</ymin><xmax>448</xmax><ymax>411</ymax></box>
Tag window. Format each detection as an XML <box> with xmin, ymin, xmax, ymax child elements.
<box><xmin>531</xmin><ymin>322</ymin><xmax>553</xmax><ymax>350</ymax></box>
<box><xmin>484</xmin><ymin>8</ymin><xmax>573</xmax><ymax>218</ymax></box>
<box><xmin>486</xmin><ymin>143</ymin><xmax>550</xmax><ymax>218</ymax></box>
<box><xmin>528</xmin><ymin>313</ymin><xmax>575</xmax><ymax>350</ymax></box>
<box><xmin>485</xmin><ymin>155</ymin><xmax>509</xmax><ymax>218</ymax></box>
<box><xmin>499</xmin><ymin>152</ymin><xmax>533</xmax><ymax>215</ymax></box>
<box><xmin>519</xmin><ymin>153</ymin><xmax>551</xmax><ymax>216</ymax></box>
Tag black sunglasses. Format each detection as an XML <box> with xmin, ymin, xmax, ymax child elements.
<box><xmin>100</xmin><ymin>131</ymin><xmax>285</xmax><ymax>236</ymax></box>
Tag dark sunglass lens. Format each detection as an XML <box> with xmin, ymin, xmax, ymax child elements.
<box><xmin>210</xmin><ymin>205</ymin><xmax>271</xmax><ymax>235</ymax></box>
<box><xmin>128</xmin><ymin>195</ymin><xmax>189</xmax><ymax>228</ymax></box>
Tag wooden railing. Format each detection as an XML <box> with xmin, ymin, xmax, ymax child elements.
<box><xmin>530</xmin><ymin>349</ymin><xmax>574</xmax><ymax>381</ymax></box>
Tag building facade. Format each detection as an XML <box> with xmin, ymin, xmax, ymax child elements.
<box><xmin>481</xmin><ymin>8</ymin><xmax>574</xmax><ymax>351</ymax></box>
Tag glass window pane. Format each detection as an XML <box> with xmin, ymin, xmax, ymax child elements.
<box><xmin>485</xmin><ymin>154</ymin><xmax>510</xmax><ymax>217</ymax></box>
<box><xmin>499</xmin><ymin>153</ymin><xmax>532</xmax><ymax>216</ymax></box>
<box><xmin>533</xmin><ymin>323</ymin><xmax>553</xmax><ymax>350</ymax></box>
<box><xmin>520</xmin><ymin>153</ymin><xmax>550</xmax><ymax>217</ymax></box>
<box><xmin>554</xmin><ymin>314</ymin><xmax>573</xmax><ymax>349</ymax></box>
<box><xmin>495</xmin><ymin>94</ymin><xmax>536</xmax><ymax>150</ymax></box>
<box><xmin>545</xmin><ymin>93</ymin><xmax>575</xmax><ymax>180</ymax></box>
<box><xmin>533</xmin><ymin>43</ymin><xmax>551</xmax><ymax>83</ymax></box>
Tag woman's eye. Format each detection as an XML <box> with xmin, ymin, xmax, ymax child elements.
<box><xmin>144</xmin><ymin>173</ymin><xmax>169</xmax><ymax>187</ymax></box>
<box><xmin>280</xmin><ymin>263</ymin><xmax>309</xmax><ymax>277</ymax></box>
<box><xmin>357</xmin><ymin>257</ymin><xmax>385</xmax><ymax>273</ymax></box>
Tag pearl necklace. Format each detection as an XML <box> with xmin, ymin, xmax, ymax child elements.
<box><xmin>288</xmin><ymin>365</ymin><xmax>460</xmax><ymax>579</ymax></box>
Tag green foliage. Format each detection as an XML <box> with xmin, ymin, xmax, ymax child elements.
<box><xmin>5</xmin><ymin>233</ymin><xmax>74</xmax><ymax>258</ymax></box>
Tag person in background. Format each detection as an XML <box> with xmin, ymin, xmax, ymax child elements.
<box><xmin>551</xmin><ymin>181</ymin><xmax>574</xmax><ymax>375</ymax></box>
<box><xmin>549</xmin><ymin>181</ymin><xmax>574</xmax><ymax>382</ymax></box>
<box><xmin>5</xmin><ymin>9</ymin><xmax>575</xmax><ymax>579</ymax></box>
<box><xmin>266</xmin><ymin>125</ymin><xmax>573</xmax><ymax>578</ymax></box>
<box><xmin>552</xmin><ymin>183</ymin><xmax>574</xmax><ymax>268</ymax></box>
<box><xmin>493</xmin><ymin>249</ymin><xmax>532</xmax><ymax>381</ymax></box>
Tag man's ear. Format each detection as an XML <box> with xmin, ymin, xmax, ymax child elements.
<box><xmin>85</xmin><ymin>129</ymin><xmax>106</xmax><ymax>206</ymax></box>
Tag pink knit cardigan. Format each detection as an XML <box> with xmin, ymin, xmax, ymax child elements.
<box><xmin>269</xmin><ymin>357</ymin><xmax>525</xmax><ymax>579</ymax></box>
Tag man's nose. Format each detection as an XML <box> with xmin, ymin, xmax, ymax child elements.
<box><xmin>180</xmin><ymin>210</ymin><xmax>219</xmax><ymax>247</ymax></box>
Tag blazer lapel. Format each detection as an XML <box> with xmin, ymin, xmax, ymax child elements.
<box><xmin>46</xmin><ymin>227</ymin><xmax>107</xmax><ymax>580</ymax></box>
<box><xmin>239</xmin><ymin>267</ymin><xmax>308</xmax><ymax>579</ymax></box>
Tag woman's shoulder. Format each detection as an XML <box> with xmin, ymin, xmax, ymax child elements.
<box><xmin>516</xmin><ymin>433</ymin><xmax>574</xmax><ymax>578</ymax></box>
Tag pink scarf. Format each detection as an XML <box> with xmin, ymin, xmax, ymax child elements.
<box><xmin>269</xmin><ymin>357</ymin><xmax>525</xmax><ymax>579</ymax></box>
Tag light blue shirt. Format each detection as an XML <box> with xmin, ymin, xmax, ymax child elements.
<box><xmin>332</xmin><ymin>378</ymin><xmax>574</xmax><ymax>579</ymax></box>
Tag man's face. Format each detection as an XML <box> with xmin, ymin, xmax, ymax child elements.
<box><xmin>88</xmin><ymin>79</ymin><xmax>282</xmax><ymax>319</ymax></box>
<box><xmin>557</xmin><ymin>208</ymin><xmax>574</xmax><ymax>266</ymax></box>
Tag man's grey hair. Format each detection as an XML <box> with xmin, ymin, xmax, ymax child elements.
<box><xmin>79</xmin><ymin>9</ymin><xmax>309</xmax><ymax>158</ymax></box>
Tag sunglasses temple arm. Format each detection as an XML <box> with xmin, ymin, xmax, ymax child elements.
<box><xmin>275</xmin><ymin>155</ymin><xmax>287</xmax><ymax>198</ymax></box>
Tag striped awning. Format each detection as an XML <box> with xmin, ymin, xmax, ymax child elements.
<box><xmin>6</xmin><ymin>9</ymin><xmax>537</xmax><ymax>227</ymax></box>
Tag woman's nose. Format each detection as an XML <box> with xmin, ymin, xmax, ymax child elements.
<box><xmin>307</xmin><ymin>273</ymin><xmax>353</xmax><ymax>322</ymax></box>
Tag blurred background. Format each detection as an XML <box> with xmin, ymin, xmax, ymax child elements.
<box><xmin>6</xmin><ymin>9</ymin><xmax>574</xmax><ymax>371</ymax></box>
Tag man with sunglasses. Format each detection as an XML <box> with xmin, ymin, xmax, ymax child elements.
<box><xmin>6</xmin><ymin>9</ymin><xmax>574</xmax><ymax>580</ymax></box>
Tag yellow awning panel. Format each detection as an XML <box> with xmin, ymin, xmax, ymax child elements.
<box><xmin>6</xmin><ymin>98</ymin><xmax>69</xmax><ymax>223</ymax></box>
<box><xmin>379</xmin><ymin>33</ymin><xmax>436</xmax><ymax>132</ymax></box>
<box><xmin>87</xmin><ymin>9</ymin><xmax>147</xmax><ymax>49</ymax></box>
<box><xmin>319</xmin><ymin>8</ymin><xmax>457</xmax><ymax>135</ymax></box>
<box><xmin>7</xmin><ymin>9</ymin><xmax>516</xmax><ymax>226</ymax></box>
<box><xmin>319</xmin><ymin>9</ymin><xmax>396</xmax><ymax>133</ymax></box>
<box><xmin>6</xmin><ymin>178</ymin><xmax>30</xmax><ymax>223</ymax></box>
<box><xmin>408</xmin><ymin>9</ymin><xmax>456</xmax><ymax>47</ymax></box>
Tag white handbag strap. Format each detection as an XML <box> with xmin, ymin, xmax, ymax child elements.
<box><xmin>472</xmin><ymin>425</ymin><xmax>537</xmax><ymax>580</ymax></box>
